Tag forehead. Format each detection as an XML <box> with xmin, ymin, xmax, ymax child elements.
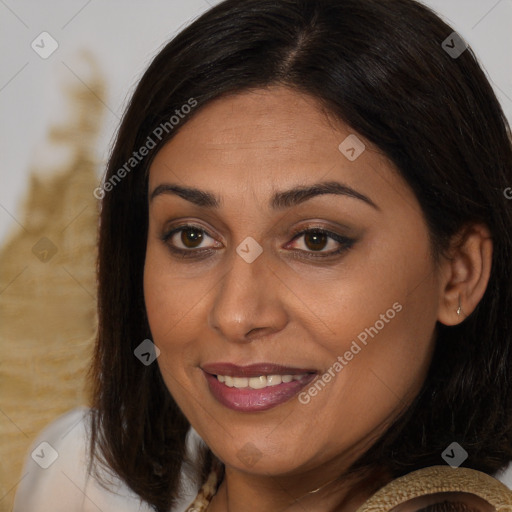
<box><xmin>147</xmin><ymin>86</ymin><xmax>411</xmax><ymax>214</ymax></box>
<box><xmin>150</xmin><ymin>86</ymin><xmax>347</xmax><ymax>174</ymax></box>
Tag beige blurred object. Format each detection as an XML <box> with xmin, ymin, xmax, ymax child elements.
<box><xmin>0</xmin><ymin>52</ymin><xmax>104</xmax><ymax>511</ymax></box>
<box><xmin>357</xmin><ymin>466</ymin><xmax>512</xmax><ymax>512</ymax></box>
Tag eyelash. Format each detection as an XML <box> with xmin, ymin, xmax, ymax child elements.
<box><xmin>160</xmin><ymin>223</ymin><xmax>355</xmax><ymax>260</ymax></box>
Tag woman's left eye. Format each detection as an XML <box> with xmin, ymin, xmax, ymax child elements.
<box><xmin>286</xmin><ymin>228</ymin><xmax>355</xmax><ymax>257</ymax></box>
<box><xmin>160</xmin><ymin>224</ymin><xmax>355</xmax><ymax>259</ymax></box>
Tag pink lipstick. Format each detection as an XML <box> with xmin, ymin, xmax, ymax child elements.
<box><xmin>202</xmin><ymin>362</ymin><xmax>317</xmax><ymax>412</ymax></box>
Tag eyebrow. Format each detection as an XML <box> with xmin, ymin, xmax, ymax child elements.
<box><xmin>149</xmin><ymin>181</ymin><xmax>380</xmax><ymax>211</ymax></box>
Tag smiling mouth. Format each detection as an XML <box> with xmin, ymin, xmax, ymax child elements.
<box><xmin>201</xmin><ymin>362</ymin><xmax>318</xmax><ymax>412</ymax></box>
<box><xmin>214</xmin><ymin>373</ymin><xmax>311</xmax><ymax>389</ymax></box>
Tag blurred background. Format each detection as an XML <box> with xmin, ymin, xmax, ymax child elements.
<box><xmin>0</xmin><ymin>0</ymin><xmax>511</xmax><ymax>510</ymax></box>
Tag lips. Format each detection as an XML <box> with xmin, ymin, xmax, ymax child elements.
<box><xmin>202</xmin><ymin>362</ymin><xmax>317</xmax><ymax>412</ymax></box>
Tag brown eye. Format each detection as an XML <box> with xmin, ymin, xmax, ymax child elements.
<box><xmin>303</xmin><ymin>231</ymin><xmax>329</xmax><ymax>251</ymax></box>
<box><xmin>288</xmin><ymin>227</ymin><xmax>354</xmax><ymax>257</ymax></box>
<box><xmin>180</xmin><ymin>227</ymin><xmax>204</xmax><ymax>248</ymax></box>
<box><xmin>162</xmin><ymin>224</ymin><xmax>219</xmax><ymax>254</ymax></box>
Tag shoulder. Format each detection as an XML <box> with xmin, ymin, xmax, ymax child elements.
<box><xmin>495</xmin><ymin>460</ymin><xmax>512</xmax><ymax>490</ymax></box>
<box><xmin>13</xmin><ymin>407</ymin><xmax>200</xmax><ymax>512</ymax></box>
<box><xmin>13</xmin><ymin>407</ymin><xmax>153</xmax><ymax>511</ymax></box>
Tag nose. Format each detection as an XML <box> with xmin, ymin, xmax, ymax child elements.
<box><xmin>208</xmin><ymin>244</ymin><xmax>289</xmax><ymax>344</ymax></box>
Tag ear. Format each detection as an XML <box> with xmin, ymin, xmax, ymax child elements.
<box><xmin>437</xmin><ymin>223</ymin><xmax>493</xmax><ymax>326</ymax></box>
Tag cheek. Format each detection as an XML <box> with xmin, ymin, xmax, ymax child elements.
<box><xmin>143</xmin><ymin>253</ymin><xmax>171</xmax><ymax>339</ymax></box>
<box><xmin>294</xmin><ymin>233</ymin><xmax>438</xmax><ymax>433</ymax></box>
<box><xmin>143</xmin><ymin>249</ymin><xmax>196</xmax><ymax>400</ymax></box>
<box><xmin>298</xmin><ymin>228</ymin><xmax>437</xmax><ymax>361</ymax></box>
<box><xmin>143</xmin><ymin>241</ymin><xmax>219</xmax><ymax>405</ymax></box>
<box><xmin>143</xmin><ymin>242</ymin><xmax>206</xmax><ymax>346</ymax></box>
<box><xmin>339</xmin><ymin>309</ymin><xmax>435</xmax><ymax>404</ymax></box>
<box><xmin>143</xmin><ymin>246</ymin><xmax>192</xmax><ymax>379</ymax></box>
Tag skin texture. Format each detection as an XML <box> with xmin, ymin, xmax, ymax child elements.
<box><xmin>143</xmin><ymin>86</ymin><xmax>493</xmax><ymax>512</ymax></box>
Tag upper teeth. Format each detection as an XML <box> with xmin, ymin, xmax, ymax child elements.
<box><xmin>216</xmin><ymin>374</ymin><xmax>307</xmax><ymax>389</ymax></box>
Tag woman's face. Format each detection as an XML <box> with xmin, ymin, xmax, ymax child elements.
<box><xmin>144</xmin><ymin>86</ymin><xmax>443</xmax><ymax>478</ymax></box>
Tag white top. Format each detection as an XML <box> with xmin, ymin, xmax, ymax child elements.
<box><xmin>13</xmin><ymin>407</ymin><xmax>204</xmax><ymax>512</ymax></box>
<box><xmin>13</xmin><ymin>407</ymin><xmax>512</xmax><ymax>511</ymax></box>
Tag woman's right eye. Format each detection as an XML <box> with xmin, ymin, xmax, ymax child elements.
<box><xmin>161</xmin><ymin>224</ymin><xmax>220</xmax><ymax>257</ymax></box>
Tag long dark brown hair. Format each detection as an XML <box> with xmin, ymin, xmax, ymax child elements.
<box><xmin>89</xmin><ymin>0</ymin><xmax>512</xmax><ymax>510</ymax></box>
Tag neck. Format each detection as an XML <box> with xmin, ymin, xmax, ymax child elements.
<box><xmin>207</xmin><ymin>462</ymin><xmax>389</xmax><ymax>512</ymax></box>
